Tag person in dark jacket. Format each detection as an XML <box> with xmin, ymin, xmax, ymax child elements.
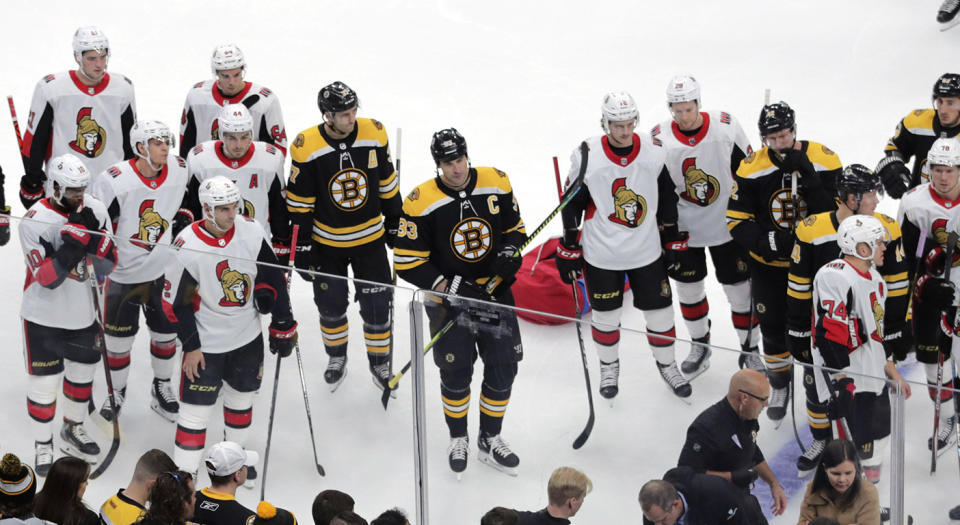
<box><xmin>640</xmin><ymin>467</ymin><xmax>766</xmax><ymax>525</ymax></box>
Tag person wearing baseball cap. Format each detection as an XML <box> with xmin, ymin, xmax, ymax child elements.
<box><xmin>193</xmin><ymin>442</ymin><xmax>257</xmax><ymax>525</ymax></box>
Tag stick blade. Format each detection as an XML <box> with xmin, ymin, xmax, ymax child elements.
<box><xmin>572</xmin><ymin>414</ymin><xmax>594</xmax><ymax>449</ymax></box>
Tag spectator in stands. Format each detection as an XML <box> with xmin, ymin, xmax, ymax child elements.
<box><xmin>369</xmin><ymin>509</ymin><xmax>408</xmax><ymax>525</ymax></box>
<box><xmin>808</xmin><ymin>519</ymin><xmax>841</xmax><ymax>525</ymax></box>
<box><xmin>312</xmin><ymin>490</ymin><xmax>354</xmax><ymax>525</ymax></box>
<box><xmin>135</xmin><ymin>471</ymin><xmax>195</xmax><ymax>525</ymax></box>
<box><xmin>251</xmin><ymin>502</ymin><xmax>297</xmax><ymax>525</ymax></box>
<box><xmin>329</xmin><ymin>512</ymin><xmax>366</xmax><ymax>525</ymax></box>
<box><xmin>798</xmin><ymin>439</ymin><xmax>880</xmax><ymax>525</ymax></box>
<box><xmin>480</xmin><ymin>508</ymin><xmax>517</xmax><ymax>525</ymax></box>
<box><xmin>0</xmin><ymin>453</ymin><xmax>40</xmax><ymax>524</ymax></box>
<box><xmin>194</xmin><ymin>442</ymin><xmax>257</xmax><ymax>525</ymax></box>
<box><xmin>640</xmin><ymin>467</ymin><xmax>765</xmax><ymax>524</ymax></box>
<box><xmin>33</xmin><ymin>457</ymin><xmax>98</xmax><ymax>525</ymax></box>
<box><xmin>676</xmin><ymin>368</ymin><xmax>786</xmax><ymax>517</ymax></box>
<box><xmin>516</xmin><ymin>466</ymin><xmax>592</xmax><ymax>524</ymax></box>
<box><xmin>100</xmin><ymin>449</ymin><xmax>177</xmax><ymax>525</ymax></box>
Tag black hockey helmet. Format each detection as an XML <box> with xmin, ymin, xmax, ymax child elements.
<box><xmin>757</xmin><ymin>102</ymin><xmax>796</xmax><ymax>137</ymax></box>
<box><xmin>933</xmin><ymin>73</ymin><xmax>960</xmax><ymax>103</ymax></box>
<box><xmin>430</xmin><ymin>128</ymin><xmax>468</xmax><ymax>165</ymax></box>
<box><xmin>837</xmin><ymin>164</ymin><xmax>883</xmax><ymax>207</ymax></box>
<box><xmin>317</xmin><ymin>81</ymin><xmax>358</xmax><ymax>115</ymax></box>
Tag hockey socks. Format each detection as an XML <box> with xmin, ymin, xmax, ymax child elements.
<box><xmin>675</xmin><ymin>281</ymin><xmax>710</xmax><ymax>340</ymax></box>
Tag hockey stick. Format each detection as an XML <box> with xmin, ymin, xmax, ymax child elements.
<box><xmin>819</xmin><ymin>366</ymin><xmax>853</xmax><ymax>441</ymax></box>
<box><xmin>380</xmin><ymin>317</ymin><xmax>456</xmax><ymax>409</ymax></box>
<box><xmin>787</xmin><ymin>170</ymin><xmax>805</xmax><ymax>452</ymax></box>
<box><xmin>932</xmin><ymin>230</ymin><xmax>958</xmax><ymax>474</ymax></box>
<box><xmin>7</xmin><ymin>96</ymin><xmax>23</xmax><ymax>151</ymax></box>
<box><xmin>261</xmin><ymin>343</ymin><xmax>282</xmax><ymax>500</ymax></box>
<box><xmin>288</xmin><ymin>225</ymin><xmax>325</xmax><ymax>476</ymax></box>
<box><xmin>389</xmin><ymin>127</ymin><xmax>401</xmax><ymax>377</ymax></box>
<box><xmin>86</xmin><ymin>257</ymin><xmax>120</xmax><ymax>480</ymax></box>
<box><xmin>552</xmin><ymin>155</ymin><xmax>595</xmax><ymax>449</ymax></box>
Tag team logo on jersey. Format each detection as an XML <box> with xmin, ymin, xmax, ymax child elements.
<box><xmin>242</xmin><ymin>198</ymin><xmax>254</xmax><ymax>219</ymax></box>
<box><xmin>211</xmin><ymin>119</ymin><xmax>220</xmax><ymax>141</ymax></box>
<box><xmin>869</xmin><ymin>290</ymin><xmax>885</xmax><ymax>342</ymax></box>
<box><xmin>931</xmin><ymin>218</ymin><xmax>960</xmax><ymax>267</ymax></box>
<box><xmin>130</xmin><ymin>200</ymin><xmax>169</xmax><ymax>250</ymax></box>
<box><xmin>215</xmin><ymin>260</ymin><xmax>252</xmax><ymax>307</ymax></box>
<box><xmin>679</xmin><ymin>158</ymin><xmax>720</xmax><ymax>206</ymax></box>
<box><xmin>450</xmin><ymin>218</ymin><xmax>492</xmax><ymax>262</ymax></box>
<box><xmin>768</xmin><ymin>188</ymin><xmax>807</xmax><ymax>230</ymax></box>
<box><xmin>329</xmin><ymin>169</ymin><xmax>369</xmax><ymax>211</ymax></box>
<box><xmin>608</xmin><ymin>178</ymin><xmax>647</xmax><ymax>227</ymax></box>
<box><xmin>68</xmin><ymin>107</ymin><xmax>106</xmax><ymax>158</ymax></box>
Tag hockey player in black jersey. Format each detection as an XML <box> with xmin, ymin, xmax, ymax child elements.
<box><xmin>726</xmin><ymin>101</ymin><xmax>841</xmax><ymax>425</ymax></box>
<box><xmin>394</xmin><ymin>128</ymin><xmax>526</xmax><ymax>477</ymax></box>
<box><xmin>878</xmin><ymin>73</ymin><xmax>960</xmax><ymax>198</ymax></box>
<box><xmin>786</xmin><ymin>164</ymin><xmax>910</xmax><ymax>477</ymax></box>
<box><xmin>286</xmin><ymin>81</ymin><xmax>401</xmax><ymax>395</ymax></box>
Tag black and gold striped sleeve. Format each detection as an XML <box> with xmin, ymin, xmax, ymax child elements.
<box><xmin>394</xmin><ymin>183</ymin><xmax>443</xmax><ymax>291</ymax></box>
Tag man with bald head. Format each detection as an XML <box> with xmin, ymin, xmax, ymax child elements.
<box><xmin>677</xmin><ymin>368</ymin><xmax>787</xmax><ymax>517</ymax></box>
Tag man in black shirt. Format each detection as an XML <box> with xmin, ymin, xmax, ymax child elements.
<box><xmin>193</xmin><ymin>441</ymin><xmax>257</xmax><ymax>525</ymax></box>
<box><xmin>515</xmin><ymin>467</ymin><xmax>592</xmax><ymax>524</ymax></box>
<box><xmin>677</xmin><ymin>369</ymin><xmax>786</xmax><ymax>517</ymax></box>
<box><xmin>640</xmin><ymin>468</ymin><xmax>764</xmax><ymax>525</ymax></box>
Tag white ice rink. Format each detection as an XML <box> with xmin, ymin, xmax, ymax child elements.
<box><xmin>0</xmin><ymin>1</ymin><xmax>958</xmax><ymax>523</ymax></box>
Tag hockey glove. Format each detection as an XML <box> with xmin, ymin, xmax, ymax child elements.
<box><xmin>915</xmin><ymin>274</ymin><xmax>957</xmax><ymax>310</ymax></box>
<box><xmin>384</xmin><ymin>216</ymin><xmax>399</xmax><ymax>250</ymax></box>
<box><xmin>269</xmin><ymin>319</ymin><xmax>298</xmax><ymax>358</ymax></box>
<box><xmin>924</xmin><ymin>245</ymin><xmax>948</xmax><ymax>277</ymax></box>
<box><xmin>444</xmin><ymin>274</ymin><xmax>493</xmax><ymax>308</ymax></box>
<box><xmin>883</xmin><ymin>327</ymin><xmax>913</xmax><ymax>362</ymax></box>
<box><xmin>555</xmin><ymin>239</ymin><xmax>583</xmax><ymax>284</ymax></box>
<box><xmin>660</xmin><ymin>224</ymin><xmax>690</xmax><ymax>274</ymax></box>
<box><xmin>172</xmin><ymin>209</ymin><xmax>194</xmax><ymax>237</ymax></box>
<box><xmin>828</xmin><ymin>377</ymin><xmax>856</xmax><ymax>421</ymax></box>
<box><xmin>0</xmin><ymin>206</ymin><xmax>10</xmax><ymax>247</ymax></box>
<box><xmin>254</xmin><ymin>285</ymin><xmax>277</xmax><ymax>314</ymax></box>
<box><xmin>779</xmin><ymin>149</ymin><xmax>819</xmax><ymax>186</ymax></box>
<box><xmin>730</xmin><ymin>468</ymin><xmax>759</xmax><ymax>489</ymax></box>
<box><xmin>293</xmin><ymin>243</ymin><xmax>314</xmax><ymax>282</ymax></box>
<box><xmin>272</xmin><ymin>236</ymin><xmax>292</xmax><ymax>267</ymax></box>
<box><xmin>756</xmin><ymin>230</ymin><xmax>794</xmax><ymax>261</ymax></box>
<box><xmin>875</xmin><ymin>155</ymin><xmax>912</xmax><ymax>199</ymax></box>
<box><xmin>19</xmin><ymin>172</ymin><xmax>44</xmax><ymax>210</ymax></box>
<box><xmin>491</xmin><ymin>245</ymin><xmax>522</xmax><ymax>282</ymax></box>
<box><xmin>786</xmin><ymin>329</ymin><xmax>812</xmax><ymax>363</ymax></box>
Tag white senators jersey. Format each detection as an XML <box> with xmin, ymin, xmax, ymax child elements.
<box><xmin>90</xmin><ymin>156</ymin><xmax>189</xmax><ymax>284</ymax></box>
<box><xmin>165</xmin><ymin>218</ymin><xmax>267</xmax><ymax>354</ymax></box>
<box><xmin>566</xmin><ymin>133</ymin><xmax>671</xmax><ymax>270</ymax></box>
<box><xmin>19</xmin><ymin>197</ymin><xmax>110</xmax><ymax>329</ymax></box>
<box><xmin>21</xmin><ymin>71</ymin><xmax>136</xmax><ymax>184</ymax></box>
<box><xmin>179</xmin><ymin>80</ymin><xmax>287</xmax><ymax>156</ymax></box>
<box><xmin>653</xmin><ymin>111</ymin><xmax>753</xmax><ymax>247</ymax></box>
<box><xmin>898</xmin><ymin>183</ymin><xmax>960</xmax><ymax>285</ymax></box>
<box><xmin>186</xmin><ymin>140</ymin><xmax>285</xmax><ymax>239</ymax></box>
<box><xmin>812</xmin><ymin>259</ymin><xmax>888</xmax><ymax>394</ymax></box>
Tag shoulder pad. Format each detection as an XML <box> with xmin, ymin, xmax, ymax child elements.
<box><xmin>904</xmin><ymin>185</ymin><xmax>920</xmax><ymax>196</ymax></box>
<box><xmin>719</xmin><ymin>112</ymin><xmax>731</xmax><ymax>124</ymax></box>
<box><xmin>402</xmin><ymin>181</ymin><xmax>448</xmax><ymax>217</ymax></box>
<box><xmin>121</xmin><ymin>75</ymin><xmax>132</xmax><ymax>85</ymax></box>
<box><xmin>258</xmin><ymin>87</ymin><xmax>273</xmax><ymax>98</ymax></box>
<box><xmin>291</xmin><ymin>127</ymin><xmax>330</xmax><ymax>163</ymax></box>
<box><xmin>903</xmin><ymin>109</ymin><xmax>936</xmax><ymax>130</ymax></box>
<box><xmin>264</xmin><ymin>144</ymin><xmax>278</xmax><ymax>155</ymax></box>
<box><xmin>795</xmin><ymin>212</ymin><xmax>834</xmax><ymax>243</ymax></box>
<box><xmin>736</xmin><ymin>148</ymin><xmax>775</xmax><ymax>177</ymax></box>
<box><xmin>24</xmin><ymin>209</ymin><xmax>37</xmax><ymax>219</ymax></box>
<box><xmin>372</xmin><ymin>119</ymin><xmax>383</xmax><ymax>130</ymax></box>
<box><xmin>474</xmin><ymin>167</ymin><xmax>513</xmax><ymax>193</ymax></box>
<box><xmin>43</xmin><ymin>74</ymin><xmax>56</xmax><ymax>83</ymax></box>
<box><xmin>355</xmin><ymin>119</ymin><xmax>388</xmax><ymax>144</ymax></box>
<box><xmin>192</xmin><ymin>81</ymin><xmax>204</xmax><ymax>89</ymax></box>
<box><xmin>650</xmin><ymin>124</ymin><xmax>662</xmax><ymax>136</ymax></box>
<box><xmin>173</xmin><ymin>236</ymin><xmax>186</xmax><ymax>249</ymax></box>
<box><xmin>107</xmin><ymin>166</ymin><xmax>123</xmax><ymax>178</ymax></box>
<box><xmin>826</xmin><ymin>260</ymin><xmax>847</xmax><ymax>270</ymax></box>
<box><xmin>176</xmin><ymin>156</ymin><xmax>186</xmax><ymax>168</ymax></box>
<box><xmin>191</xmin><ymin>144</ymin><xmax>204</xmax><ymax>156</ymax></box>
<box><xmin>805</xmin><ymin>141</ymin><xmax>842</xmax><ymax>170</ymax></box>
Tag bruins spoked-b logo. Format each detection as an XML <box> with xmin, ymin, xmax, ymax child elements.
<box><xmin>329</xmin><ymin>169</ymin><xmax>369</xmax><ymax>211</ymax></box>
<box><xmin>608</xmin><ymin>177</ymin><xmax>647</xmax><ymax>227</ymax></box>
<box><xmin>216</xmin><ymin>260</ymin><xmax>252</xmax><ymax>307</ymax></box>
<box><xmin>69</xmin><ymin>107</ymin><xmax>106</xmax><ymax>158</ymax></box>
<box><xmin>768</xmin><ymin>188</ymin><xmax>807</xmax><ymax>230</ymax></box>
<box><xmin>679</xmin><ymin>158</ymin><xmax>720</xmax><ymax>206</ymax></box>
<box><xmin>130</xmin><ymin>200</ymin><xmax>169</xmax><ymax>250</ymax></box>
<box><xmin>450</xmin><ymin>218</ymin><xmax>492</xmax><ymax>262</ymax></box>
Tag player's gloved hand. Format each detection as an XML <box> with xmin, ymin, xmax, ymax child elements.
<box><xmin>660</xmin><ymin>224</ymin><xmax>690</xmax><ymax>274</ymax></box>
<box><xmin>172</xmin><ymin>209</ymin><xmax>193</xmax><ymax>237</ymax></box>
<box><xmin>924</xmin><ymin>245</ymin><xmax>948</xmax><ymax>277</ymax></box>
<box><xmin>294</xmin><ymin>242</ymin><xmax>314</xmax><ymax>282</ymax></box>
<box><xmin>786</xmin><ymin>330</ymin><xmax>812</xmax><ymax>363</ymax></box>
<box><xmin>555</xmin><ymin>239</ymin><xmax>583</xmax><ymax>284</ymax></box>
<box><xmin>61</xmin><ymin>221</ymin><xmax>95</xmax><ymax>250</ymax></box>
<box><xmin>269</xmin><ymin>318</ymin><xmax>298</xmax><ymax>357</ymax></box>
<box><xmin>875</xmin><ymin>155</ymin><xmax>911</xmax><ymax>199</ymax></box>
<box><xmin>779</xmin><ymin>148</ymin><xmax>819</xmax><ymax>185</ymax></box>
<box><xmin>19</xmin><ymin>172</ymin><xmax>45</xmax><ymax>210</ymax></box>
<box><xmin>883</xmin><ymin>327</ymin><xmax>912</xmax><ymax>362</ymax></box>
<box><xmin>0</xmin><ymin>206</ymin><xmax>10</xmax><ymax>246</ymax></box>
<box><xmin>384</xmin><ymin>216</ymin><xmax>399</xmax><ymax>250</ymax></box>
<box><xmin>756</xmin><ymin>230</ymin><xmax>794</xmax><ymax>261</ymax></box>
<box><xmin>492</xmin><ymin>245</ymin><xmax>521</xmax><ymax>281</ymax></box>
<box><xmin>828</xmin><ymin>377</ymin><xmax>856</xmax><ymax>420</ymax></box>
<box><xmin>916</xmin><ymin>274</ymin><xmax>957</xmax><ymax>310</ymax></box>
<box><xmin>69</xmin><ymin>207</ymin><xmax>101</xmax><ymax>232</ymax></box>
<box><xmin>444</xmin><ymin>274</ymin><xmax>493</xmax><ymax>308</ymax></box>
<box><xmin>730</xmin><ymin>468</ymin><xmax>759</xmax><ymax>489</ymax></box>
<box><xmin>254</xmin><ymin>285</ymin><xmax>277</xmax><ymax>314</ymax></box>
<box><xmin>272</xmin><ymin>236</ymin><xmax>292</xmax><ymax>267</ymax></box>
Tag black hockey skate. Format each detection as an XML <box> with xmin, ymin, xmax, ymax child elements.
<box><xmin>34</xmin><ymin>439</ymin><xmax>53</xmax><ymax>477</ymax></box>
<box><xmin>657</xmin><ymin>361</ymin><xmax>692</xmax><ymax>400</ymax></box>
<box><xmin>766</xmin><ymin>385</ymin><xmax>789</xmax><ymax>427</ymax></box>
<box><xmin>151</xmin><ymin>379</ymin><xmax>179</xmax><ymax>422</ymax></box>
<box><xmin>928</xmin><ymin>414</ymin><xmax>958</xmax><ymax>456</ymax></box>
<box><xmin>738</xmin><ymin>345</ymin><xmax>765</xmax><ymax>371</ymax></box>
<box><xmin>97</xmin><ymin>387</ymin><xmax>125</xmax><ymax>423</ymax></box>
<box><xmin>681</xmin><ymin>334</ymin><xmax>711</xmax><ymax>380</ymax></box>
<box><xmin>370</xmin><ymin>362</ymin><xmax>395</xmax><ymax>398</ymax></box>
<box><xmin>598</xmin><ymin>360</ymin><xmax>620</xmax><ymax>400</ymax></box>
<box><xmin>60</xmin><ymin>421</ymin><xmax>100</xmax><ymax>463</ymax></box>
<box><xmin>796</xmin><ymin>438</ymin><xmax>826</xmax><ymax>476</ymax></box>
<box><xmin>478</xmin><ymin>432</ymin><xmax>519</xmax><ymax>477</ymax></box>
<box><xmin>325</xmin><ymin>356</ymin><xmax>347</xmax><ymax>392</ymax></box>
<box><xmin>939</xmin><ymin>0</ymin><xmax>960</xmax><ymax>30</ymax></box>
<box><xmin>881</xmin><ymin>507</ymin><xmax>913</xmax><ymax>524</ymax></box>
<box><xmin>447</xmin><ymin>435</ymin><xmax>469</xmax><ymax>478</ymax></box>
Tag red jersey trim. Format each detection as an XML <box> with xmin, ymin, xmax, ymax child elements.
<box><xmin>191</xmin><ymin>221</ymin><xmax>236</xmax><ymax>247</ymax></box>
<box><xmin>69</xmin><ymin>71</ymin><xmax>111</xmax><ymax>96</ymax></box>
<box><xmin>211</xmin><ymin>81</ymin><xmax>253</xmax><ymax>106</ymax></box>
<box><xmin>129</xmin><ymin>159</ymin><xmax>169</xmax><ymax>188</ymax></box>
<box><xmin>928</xmin><ymin>185</ymin><xmax>960</xmax><ymax>209</ymax></box>
<box><xmin>41</xmin><ymin>198</ymin><xmax>68</xmax><ymax>218</ymax></box>
<box><xmin>601</xmin><ymin>134</ymin><xmax>641</xmax><ymax>166</ymax></box>
<box><xmin>670</xmin><ymin>112</ymin><xmax>710</xmax><ymax>147</ymax></box>
<box><xmin>215</xmin><ymin>141</ymin><xmax>255</xmax><ymax>168</ymax></box>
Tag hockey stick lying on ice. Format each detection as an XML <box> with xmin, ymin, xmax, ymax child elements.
<box><xmin>381</xmin><ymin>142</ymin><xmax>591</xmax><ymax>409</ymax></box>
<box><xmin>86</xmin><ymin>256</ymin><xmax>120</xmax><ymax>480</ymax></box>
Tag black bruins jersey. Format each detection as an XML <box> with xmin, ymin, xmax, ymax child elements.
<box><xmin>193</xmin><ymin>488</ymin><xmax>255</xmax><ymax>525</ymax></box>
<box><xmin>394</xmin><ymin>167</ymin><xmax>526</xmax><ymax>294</ymax></box>
<box><xmin>286</xmin><ymin>118</ymin><xmax>401</xmax><ymax>254</ymax></box>
<box><xmin>726</xmin><ymin>142</ymin><xmax>841</xmax><ymax>268</ymax></box>
<box><xmin>786</xmin><ymin>211</ymin><xmax>909</xmax><ymax>345</ymax></box>
<box><xmin>885</xmin><ymin>108</ymin><xmax>960</xmax><ymax>187</ymax></box>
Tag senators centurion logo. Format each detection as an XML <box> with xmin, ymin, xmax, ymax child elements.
<box><xmin>679</xmin><ymin>158</ymin><xmax>720</xmax><ymax>206</ymax></box>
<box><xmin>69</xmin><ymin>107</ymin><xmax>106</xmax><ymax>158</ymax></box>
<box><xmin>869</xmin><ymin>289</ymin><xmax>885</xmax><ymax>342</ymax></box>
<box><xmin>450</xmin><ymin>217</ymin><xmax>492</xmax><ymax>262</ymax></box>
<box><xmin>931</xmin><ymin>218</ymin><xmax>960</xmax><ymax>268</ymax></box>
<box><xmin>768</xmin><ymin>187</ymin><xmax>807</xmax><ymax>231</ymax></box>
<box><xmin>216</xmin><ymin>260</ymin><xmax>252</xmax><ymax>307</ymax></box>
<box><xmin>608</xmin><ymin>177</ymin><xmax>647</xmax><ymax>227</ymax></box>
<box><xmin>211</xmin><ymin>118</ymin><xmax>220</xmax><ymax>141</ymax></box>
<box><xmin>329</xmin><ymin>169</ymin><xmax>369</xmax><ymax>211</ymax></box>
<box><xmin>130</xmin><ymin>200</ymin><xmax>169</xmax><ymax>250</ymax></box>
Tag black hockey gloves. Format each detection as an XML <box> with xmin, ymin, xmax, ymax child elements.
<box><xmin>555</xmin><ymin>239</ymin><xmax>583</xmax><ymax>284</ymax></box>
<box><xmin>269</xmin><ymin>319</ymin><xmax>298</xmax><ymax>357</ymax></box>
<box><xmin>660</xmin><ymin>224</ymin><xmax>690</xmax><ymax>274</ymax></box>
<box><xmin>875</xmin><ymin>155</ymin><xmax>911</xmax><ymax>199</ymax></box>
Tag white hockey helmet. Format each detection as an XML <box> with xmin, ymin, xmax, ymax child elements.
<box><xmin>211</xmin><ymin>44</ymin><xmax>246</xmax><ymax>75</ymax></box>
<box><xmin>837</xmin><ymin>214</ymin><xmax>888</xmax><ymax>262</ymax></box>
<box><xmin>199</xmin><ymin>176</ymin><xmax>242</xmax><ymax>222</ymax></box>
<box><xmin>218</xmin><ymin>104</ymin><xmax>254</xmax><ymax>135</ymax></box>
<box><xmin>72</xmin><ymin>26</ymin><xmax>110</xmax><ymax>63</ymax></box>
<box><xmin>666</xmin><ymin>74</ymin><xmax>701</xmax><ymax>106</ymax></box>
<box><xmin>130</xmin><ymin>120</ymin><xmax>174</xmax><ymax>170</ymax></box>
<box><xmin>47</xmin><ymin>154</ymin><xmax>90</xmax><ymax>206</ymax></box>
<box><xmin>601</xmin><ymin>91</ymin><xmax>639</xmax><ymax>134</ymax></box>
<box><xmin>928</xmin><ymin>136</ymin><xmax>960</xmax><ymax>168</ymax></box>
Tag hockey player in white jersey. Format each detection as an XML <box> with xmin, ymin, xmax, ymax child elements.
<box><xmin>88</xmin><ymin>120</ymin><xmax>192</xmax><ymax>424</ymax></box>
<box><xmin>163</xmin><ymin>176</ymin><xmax>297</xmax><ymax>480</ymax></box>
<box><xmin>812</xmin><ymin>215</ymin><xmax>896</xmax><ymax>482</ymax></box>
<box><xmin>899</xmin><ymin>136</ymin><xmax>960</xmax><ymax>454</ymax></box>
<box><xmin>18</xmin><ymin>154</ymin><xmax>117</xmax><ymax>475</ymax></box>
<box><xmin>556</xmin><ymin>91</ymin><xmax>691</xmax><ymax>399</ymax></box>
<box><xmin>19</xmin><ymin>27</ymin><xmax>136</xmax><ymax>210</ymax></box>
<box><xmin>185</xmin><ymin>104</ymin><xmax>291</xmax><ymax>257</ymax></box>
<box><xmin>652</xmin><ymin>75</ymin><xmax>760</xmax><ymax>377</ymax></box>
<box><xmin>179</xmin><ymin>44</ymin><xmax>287</xmax><ymax>157</ymax></box>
